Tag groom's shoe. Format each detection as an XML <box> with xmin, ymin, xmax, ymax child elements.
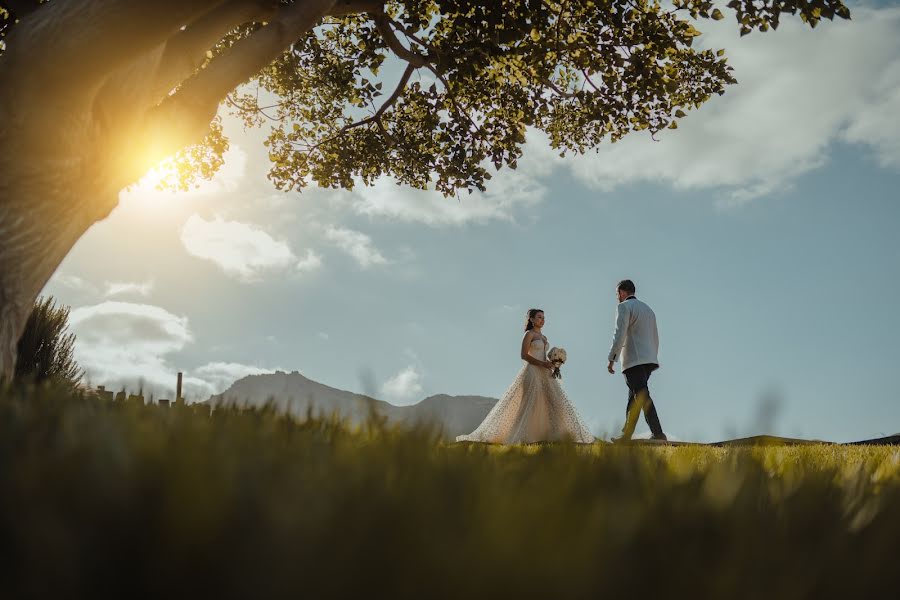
<box><xmin>611</xmin><ymin>433</ymin><xmax>633</xmax><ymax>443</ymax></box>
<box><xmin>650</xmin><ymin>433</ymin><xmax>668</xmax><ymax>442</ymax></box>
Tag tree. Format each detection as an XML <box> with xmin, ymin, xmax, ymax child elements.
<box><xmin>14</xmin><ymin>295</ymin><xmax>83</xmax><ymax>388</ymax></box>
<box><xmin>0</xmin><ymin>0</ymin><xmax>850</xmax><ymax>379</ymax></box>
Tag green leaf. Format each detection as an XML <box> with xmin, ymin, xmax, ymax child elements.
<box><xmin>227</xmin><ymin>0</ymin><xmax>843</xmax><ymax>199</ymax></box>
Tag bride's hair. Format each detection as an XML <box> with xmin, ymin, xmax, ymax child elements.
<box><xmin>525</xmin><ymin>308</ymin><xmax>544</xmax><ymax>331</ymax></box>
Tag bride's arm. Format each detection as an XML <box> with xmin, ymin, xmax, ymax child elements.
<box><xmin>521</xmin><ymin>332</ymin><xmax>551</xmax><ymax>369</ymax></box>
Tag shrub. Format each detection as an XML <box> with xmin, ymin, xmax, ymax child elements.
<box><xmin>14</xmin><ymin>295</ymin><xmax>82</xmax><ymax>388</ymax></box>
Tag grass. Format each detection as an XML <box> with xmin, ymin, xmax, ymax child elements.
<box><xmin>1</xmin><ymin>384</ymin><xmax>899</xmax><ymax>599</ymax></box>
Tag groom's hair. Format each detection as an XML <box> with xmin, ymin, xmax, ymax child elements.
<box><xmin>617</xmin><ymin>280</ymin><xmax>636</xmax><ymax>295</ymax></box>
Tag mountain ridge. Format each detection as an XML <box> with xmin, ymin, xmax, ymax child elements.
<box><xmin>206</xmin><ymin>370</ymin><xmax>497</xmax><ymax>440</ymax></box>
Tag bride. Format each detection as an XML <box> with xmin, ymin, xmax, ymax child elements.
<box><xmin>456</xmin><ymin>309</ymin><xmax>594</xmax><ymax>444</ymax></box>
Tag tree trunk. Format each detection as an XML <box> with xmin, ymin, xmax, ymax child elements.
<box><xmin>0</xmin><ymin>141</ymin><xmax>116</xmax><ymax>381</ymax></box>
<box><xmin>0</xmin><ymin>0</ymin><xmax>343</xmax><ymax>380</ymax></box>
<box><xmin>0</xmin><ymin>296</ymin><xmax>30</xmax><ymax>383</ymax></box>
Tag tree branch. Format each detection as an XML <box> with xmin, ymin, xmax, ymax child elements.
<box><xmin>138</xmin><ymin>0</ymin><xmax>337</xmax><ymax>176</ymax></box>
<box><xmin>581</xmin><ymin>69</ymin><xmax>602</xmax><ymax>94</ymax></box>
<box><xmin>375</xmin><ymin>13</ymin><xmax>479</xmax><ymax>141</ymax></box>
<box><xmin>339</xmin><ymin>62</ymin><xmax>412</xmax><ymax>139</ymax></box>
<box><xmin>383</xmin><ymin>16</ymin><xmax>437</xmax><ymax>54</ymax></box>
<box><xmin>167</xmin><ymin>0</ymin><xmax>337</xmax><ymax>109</ymax></box>
<box><xmin>542</xmin><ymin>77</ymin><xmax>576</xmax><ymax>97</ymax></box>
<box><xmin>3</xmin><ymin>0</ymin><xmax>41</xmax><ymax>19</ymax></box>
<box><xmin>225</xmin><ymin>92</ymin><xmax>284</xmax><ymax>121</ymax></box>
<box><xmin>372</xmin><ymin>11</ymin><xmax>482</xmax><ymax>141</ymax></box>
<box><xmin>290</xmin><ymin>61</ymin><xmax>413</xmax><ymax>157</ymax></box>
<box><xmin>425</xmin><ymin>66</ymin><xmax>485</xmax><ymax>140</ymax></box>
<box><xmin>283</xmin><ymin>62</ymin><xmax>415</xmax><ymax>181</ymax></box>
<box><xmin>328</xmin><ymin>0</ymin><xmax>385</xmax><ymax>16</ymax></box>
<box><xmin>95</xmin><ymin>1</ymin><xmax>275</xmax><ymax>131</ymax></box>
<box><xmin>2</xmin><ymin>0</ymin><xmax>226</xmax><ymax>95</ymax></box>
<box><xmin>373</xmin><ymin>12</ymin><xmax>428</xmax><ymax>67</ymax></box>
<box><xmin>152</xmin><ymin>0</ymin><xmax>279</xmax><ymax>102</ymax></box>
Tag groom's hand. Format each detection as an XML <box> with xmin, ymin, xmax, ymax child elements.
<box><xmin>607</xmin><ymin>361</ymin><xmax>615</xmax><ymax>374</ymax></box>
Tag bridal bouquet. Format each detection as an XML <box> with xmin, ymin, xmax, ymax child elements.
<box><xmin>548</xmin><ymin>347</ymin><xmax>567</xmax><ymax>379</ymax></box>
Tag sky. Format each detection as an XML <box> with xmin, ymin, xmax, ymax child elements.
<box><xmin>43</xmin><ymin>3</ymin><xmax>900</xmax><ymax>443</ymax></box>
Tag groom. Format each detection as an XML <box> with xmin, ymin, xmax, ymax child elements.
<box><xmin>607</xmin><ymin>279</ymin><xmax>667</xmax><ymax>442</ymax></box>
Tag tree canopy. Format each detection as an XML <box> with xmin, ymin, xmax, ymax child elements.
<box><xmin>0</xmin><ymin>0</ymin><xmax>853</xmax><ymax>199</ymax></box>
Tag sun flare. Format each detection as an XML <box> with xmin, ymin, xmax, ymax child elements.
<box><xmin>119</xmin><ymin>161</ymin><xmax>186</xmax><ymax>215</ymax></box>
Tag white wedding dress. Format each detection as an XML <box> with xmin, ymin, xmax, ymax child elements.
<box><xmin>456</xmin><ymin>337</ymin><xmax>595</xmax><ymax>444</ymax></box>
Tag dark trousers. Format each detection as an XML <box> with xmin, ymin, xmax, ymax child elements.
<box><xmin>623</xmin><ymin>363</ymin><xmax>664</xmax><ymax>438</ymax></box>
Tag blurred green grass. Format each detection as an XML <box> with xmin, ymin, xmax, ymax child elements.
<box><xmin>1</xmin><ymin>384</ymin><xmax>898</xmax><ymax>599</ymax></box>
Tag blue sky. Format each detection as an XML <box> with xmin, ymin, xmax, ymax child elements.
<box><xmin>44</xmin><ymin>4</ymin><xmax>900</xmax><ymax>442</ymax></box>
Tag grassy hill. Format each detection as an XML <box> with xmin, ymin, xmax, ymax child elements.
<box><xmin>2</xmin><ymin>383</ymin><xmax>899</xmax><ymax>598</ymax></box>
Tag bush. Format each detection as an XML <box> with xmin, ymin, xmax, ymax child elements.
<box><xmin>14</xmin><ymin>295</ymin><xmax>82</xmax><ymax>388</ymax></box>
<box><xmin>0</xmin><ymin>384</ymin><xmax>898</xmax><ymax>598</ymax></box>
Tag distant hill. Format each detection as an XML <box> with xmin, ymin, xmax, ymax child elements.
<box><xmin>205</xmin><ymin>370</ymin><xmax>497</xmax><ymax>440</ymax></box>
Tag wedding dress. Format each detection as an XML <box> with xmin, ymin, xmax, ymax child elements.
<box><xmin>456</xmin><ymin>337</ymin><xmax>594</xmax><ymax>444</ymax></box>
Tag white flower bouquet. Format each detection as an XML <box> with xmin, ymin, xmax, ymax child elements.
<box><xmin>548</xmin><ymin>347</ymin><xmax>567</xmax><ymax>379</ymax></box>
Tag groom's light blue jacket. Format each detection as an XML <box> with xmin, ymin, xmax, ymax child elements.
<box><xmin>607</xmin><ymin>296</ymin><xmax>659</xmax><ymax>371</ymax></box>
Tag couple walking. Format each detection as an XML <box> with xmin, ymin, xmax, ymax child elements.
<box><xmin>456</xmin><ymin>279</ymin><xmax>666</xmax><ymax>444</ymax></box>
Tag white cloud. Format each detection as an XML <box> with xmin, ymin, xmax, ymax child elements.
<box><xmin>67</xmin><ymin>302</ymin><xmax>281</xmax><ymax>400</ymax></box>
<box><xmin>381</xmin><ymin>365</ymin><xmax>424</xmax><ymax>404</ymax></box>
<box><xmin>323</xmin><ymin>225</ymin><xmax>388</xmax><ymax>268</ymax></box>
<box><xmin>841</xmin><ymin>59</ymin><xmax>900</xmax><ymax>169</ymax></box>
<box><xmin>190</xmin><ymin>362</ymin><xmax>278</xmax><ymax>396</ymax></box>
<box><xmin>49</xmin><ymin>273</ymin><xmax>99</xmax><ymax>295</ymax></box>
<box><xmin>348</xmin><ymin>132</ymin><xmax>555</xmax><ymax>226</ymax></box>
<box><xmin>181</xmin><ymin>215</ymin><xmax>315</xmax><ymax>281</ymax></box>
<box><xmin>104</xmin><ymin>279</ymin><xmax>154</xmax><ymax>297</ymax></box>
<box><xmin>317</xmin><ymin>332</ymin><xmax>330</xmax><ymax>341</ymax></box>
<box><xmin>46</xmin><ymin>275</ymin><xmax>155</xmax><ymax>302</ymax></box>
<box><xmin>557</xmin><ymin>7</ymin><xmax>900</xmax><ymax>205</ymax></box>
<box><xmin>350</xmin><ymin>175</ymin><xmax>540</xmax><ymax>226</ymax></box>
<box><xmin>68</xmin><ymin>301</ymin><xmax>193</xmax><ymax>398</ymax></box>
<box><xmin>295</xmin><ymin>248</ymin><xmax>324</xmax><ymax>275</ymax></box>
